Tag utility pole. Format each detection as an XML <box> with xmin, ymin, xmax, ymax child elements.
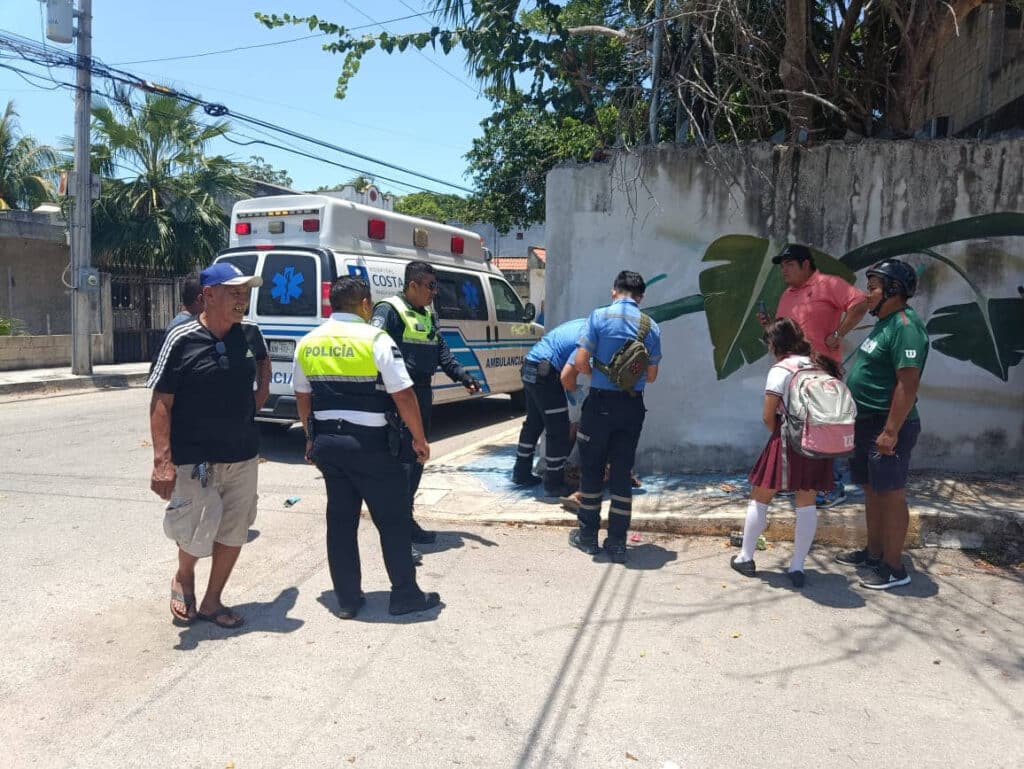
<box><xmin>70</xmin><ymin>0</ymin><xmax>94</xmax><ymax>374</ymax></box>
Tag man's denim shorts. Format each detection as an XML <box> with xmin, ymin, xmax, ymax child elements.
<box><xmin>849</xmin><ymin>414</ymin><xmax>921</xmax><ymax>492</ymax></box>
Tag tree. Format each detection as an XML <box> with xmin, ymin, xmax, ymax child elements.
<box><xmin>314</xmin><ymin>175</ymin><xmax>374</xmax><ymax>192</ymax></box>
<box><xmin>393</xmin><ymin>191</ymin><xmax>471</xmax><ymax>224</ymax></box>
<box><xmin>89</xmin><ymin>88</ymin><xmax>251</xmax><ymax>274</ymax></box>
<box><xmin>0</xmin><ymin>100</ymin><xmax>58</xmax><ymax>210</ymax></box>
<box><xmin>239</xmin><ymin>154</ymin><xmax>293</xmax><ymax>188</ymax></box>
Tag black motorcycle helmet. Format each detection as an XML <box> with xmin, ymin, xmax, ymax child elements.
<box><xmin>865</xmin><ymin>259</ymin><xmax>917</xmax><ymax>315</ymax></box>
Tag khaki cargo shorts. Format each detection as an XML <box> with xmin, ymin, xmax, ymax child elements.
<box><xmin>163</xmin><ymin>458</ymin><xmax>259</xmax><ymax>557</ymax></box>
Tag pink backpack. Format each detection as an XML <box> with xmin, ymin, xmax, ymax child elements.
<box><xmin>775</xmin><ymin>358</ymin><xmax>857</xmax><ymax>467</ymax></box>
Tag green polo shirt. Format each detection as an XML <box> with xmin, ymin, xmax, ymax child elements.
<box><xmin>846</xmin><ymin>306</ymin><xmax>929</xmax><ymax>420</ymax></box>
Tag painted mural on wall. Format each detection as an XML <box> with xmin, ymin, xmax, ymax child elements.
<box><xmin>640</xmin><ymin>213</ymin><xmax>1024</xmax><ymax>383</ymax></box>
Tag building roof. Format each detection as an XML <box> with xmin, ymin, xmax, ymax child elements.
<box><xmin>530</xmin><ymin>247</ymin><xmax>546</xmax><ymax>264</ymax></box>
<box><xmin>493</xmin><ymin>257</ymin><xmax>528</xmax><ymax>271</ymax></box>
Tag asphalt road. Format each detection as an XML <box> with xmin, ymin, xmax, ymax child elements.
<box><xmin>1</xmin><ymin>388</ymin><xmax>1022</xmax><ymax>769</ymax></box>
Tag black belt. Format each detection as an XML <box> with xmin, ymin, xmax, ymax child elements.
<box><xmin>523</xmin><ymin>359</ymin><xmax>556</xmax><ymax>377</ymax></box>
<box><xmin>590</xmin><ymin>388</ymin><xmax>642</xmax><ymax>399</ymax></box>
<box><xmin>314</xmin><ymin>418</ymin><xmax>386</xmax><ymax>436</ymax></box>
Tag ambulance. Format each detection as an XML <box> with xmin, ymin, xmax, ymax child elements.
<box><xmin>213</xmin><ymin>194</ymin><xmax>542</xmax><ymax>424</ymax></box>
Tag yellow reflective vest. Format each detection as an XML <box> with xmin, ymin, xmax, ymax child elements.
<box><xmin>295</xmin><ymin>320</ymin><xmax>390</xmax><ymax>413</ymax></box>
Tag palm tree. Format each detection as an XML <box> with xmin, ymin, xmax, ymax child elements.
<box><xmin>0</xmin><ymin>100</ymin><xmax>59</xmax><ymax>210</ymax></box>
<box><xmin>90</xmin><ymin>87</ymin><xmax>251</xmax><ymax>274</ymax></box>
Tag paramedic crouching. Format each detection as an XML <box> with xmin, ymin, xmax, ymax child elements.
<box><xmin>293</xmin><ymin>276</ymin><xmax>442</xmax><ymax>619</ymax></box>
<box><xmin>561</xmin><ymin>271</ymin><xmax>662</xmax><ymax>564</ymax></box>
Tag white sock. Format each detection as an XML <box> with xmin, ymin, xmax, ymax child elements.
<box><xmin>790</xmin><ymin>505</ymin><xmax>818</xmax><ymax>572</ymax></box>
<box><xmin>737</xmin><ymin>500</ymin><xmax>768</xmax><ymax>562</ymax></box>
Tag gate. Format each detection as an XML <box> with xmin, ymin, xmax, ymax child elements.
<box><xmin>111</xmin><ymin>276</ymin><xmax>181</xmax><ymax>363</ymax></box>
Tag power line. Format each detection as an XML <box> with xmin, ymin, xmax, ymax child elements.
<box><xmin>0</xmin><ymin>30</ymin><xmax>475</xmax><ymax>194</ymax></box>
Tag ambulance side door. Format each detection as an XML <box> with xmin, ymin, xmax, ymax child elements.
<box><xmin>486</xmin><ymin>275</ymin><xmax>538</xmax><ymax>395</ymax></box>
<box><xmin>432</xmin><ymin>267</ymin><xmax>490</xmax><ymax>405</ymax></box>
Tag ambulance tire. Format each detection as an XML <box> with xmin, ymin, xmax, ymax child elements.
<box><xmin>509</xmin><ymin>389</ymin><xmax>527</xmax><ymax>412</ymax></box>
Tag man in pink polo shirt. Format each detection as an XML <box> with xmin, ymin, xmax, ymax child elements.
<box><xmin>761</xmin><ymin>244</ymin><xmax>868</xmax><ymax>506</ymax></box>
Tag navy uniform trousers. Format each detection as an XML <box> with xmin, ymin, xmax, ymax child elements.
<box><xmin>576</xmin><ymin>389</ymin><xmax>646</xmax><ymax>542</ymax></box>
<box><xmin>312</xmin><ymin>422</ymin><xmax>420</xmax><ymax>606</ymax></box>
<box><xmin>515</xmin><ymin>361</ymin><xmax>572</xmax><ymax>489</ymax></box>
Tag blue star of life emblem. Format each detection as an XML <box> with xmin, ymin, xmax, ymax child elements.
<box><xmin>271</xmin><ymin>267</ymin><xmax>304</xmax><ymax>305</ymax></box>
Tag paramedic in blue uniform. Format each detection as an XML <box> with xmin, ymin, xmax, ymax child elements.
<box><xmin>372</xmin><ymin>261</ymin><xmax>482</xmax><ymax>550</ymax></box>
<box><xmin>512</xmin><ymin>317</ymin><xmax>587</xmax><ymax>497</ymax></box>
<box><xmin>293</xmin><ymin>276</ymin><xmax>441</xmax><ymax>619</ymax></box>
<box><xmin>561</xmin><ymin>271</ymin><xmax>662</xmax><ymax>564</ymax></box>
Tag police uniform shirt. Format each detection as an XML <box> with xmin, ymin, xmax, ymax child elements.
<box><xmin>371</xmin><ymin>297</ymin><xmax>466</xmax><ymax>385</ymax></box>
<box><xmin>525</xmin><ymin>318</ymin><xmax>587</xmax><ymax>370</ymax></box>
<box><xmin>578</xmin><ymin>297</ymin><xmax>663</xmax><ymax>391</ymax></box>
<box><xmin>292</xmin><ymin>313</ymin><xmax>413</xmax><ymax>426</ymax></box>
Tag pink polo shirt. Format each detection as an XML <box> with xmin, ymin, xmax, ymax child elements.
<box><xmin>776</xmin><ymin>271</ymin><xmax>866</xmax><ymax>361</ymax></box>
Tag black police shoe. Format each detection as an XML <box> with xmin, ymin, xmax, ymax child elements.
<box><xmin>411</xmin><ymin>545</ymin><xmax>423</xmax><ymax>566</ymax></box>
<box><xmin>604</xmin><ymin>538</ymin><xmax>628</xmax><ymax>564</ymax></box>
<box><xmin>410</xmin><ymin>520</ymin><xmax>437</xmax><ymax>544</ymax></box>
<box><xmin>389</xmin><ymin>591</ymin><xmax>442</xmax><ymax>616</ymax></box>
<box><xmin>543</xmin><ymin>484</ymin><xmax>573</xmax><ymax>499</ymax></box>
<box><xmin>513</xmin><ymin>472</ymin><xmax>543</xmax><ymax>487</ymax></box>
<box><xmin>569</xmin><ymin>527</ymin><xmax>601</xmax><ymax>555</ymax></box>
<box><xmin>336</xmin><ymin>593</ymin><xmax>367</xmax><ymax>620</ymax></box>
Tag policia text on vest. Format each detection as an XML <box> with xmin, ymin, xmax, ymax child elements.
<box><xmin>293</xmin><ymin>276</ymin><xmax>441</xmax><ymax>618</ymax></box>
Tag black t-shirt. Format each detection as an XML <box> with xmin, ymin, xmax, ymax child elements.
<box><xmin>148</xmin><ymin>320</ymin><xmax>268</xmax><ymax>465</ymax></box>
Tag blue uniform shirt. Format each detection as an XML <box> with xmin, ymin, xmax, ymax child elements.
<box><xmin>579</xmin><ymin>298</ymin><xmax>662</xmax><ymax>391</ymax></box>
<box><xmin>525</xmin><ymin>318</ymin><xmax>587</xmax><ymax>371</ymax></box>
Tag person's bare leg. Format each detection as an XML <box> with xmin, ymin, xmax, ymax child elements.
<box><xmin>171</xmin><ymin>548</ymin><xmax>199</xmax><ymax>620</ymax></box>
<box><xmin>199</xmin><ymin>542</ymin><xmax>242</xmax><ymax>618</ymax></box>
<box><xmin>877</xmin><ymin>488</ymin><xmax>910</xmax><ymax>570</ymax></box>
<box><xmin>863</xmin><ymin>484</ymin><xmax>883</xmax><ymax>559</ymax></box>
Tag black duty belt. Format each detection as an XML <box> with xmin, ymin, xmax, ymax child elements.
<box><xmin>590</xmin><ymin>388</ymin><xmax>642</xmax><ymax>399</ymax></box>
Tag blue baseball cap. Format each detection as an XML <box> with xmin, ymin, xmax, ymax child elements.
<box><xmin>200</xmin><ymin>262</ymin><xmax>263</xmax><ymax>288</ymax></box>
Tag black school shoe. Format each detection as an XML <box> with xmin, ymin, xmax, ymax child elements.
<box><xmin>787</xmin><ymin>570</ymin><xmax>806</xmax><ymax>588</ymax></box>
<box><xmin>410</xmin><ymin>520</ymin><xmax>437</xmax><ymax>545</ymax></box>
<box><xmin>730</xmin><ymin>555</ymin><xmax>756</xmax><ymax>577</ymax></box>
<box><xmin>569</xmin><ymin>527</ymin><xmax>601</xmax><ymax>555</ymax></box>
<box><xmin>389</xmin><ymin>591</ymin><xmax>442</xmax><ymax>616</ymax></box>
<box><xmin>859</xmin><ymin>564</ymin><xmax>911</xmax><ymax>590</ymax></box>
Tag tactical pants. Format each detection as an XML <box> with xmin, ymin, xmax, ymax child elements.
<box><xmin>575</xmin><ymin>390</ymin><xmax>646</xmax><ymax>542</ymax></box>
<box><xmin>515</xmin><ymin>361</ymin><xmax>571</xmax><ymax>489</ymax></box>
<box><xmin>312</xmin><ymin>426</ymin><xmax>421</xmax><ymax>606</ymax></box>
<box><xmin>404</xmin><ymin>383</ymin><xmax>434</xmax><ymax>508</ymax></box>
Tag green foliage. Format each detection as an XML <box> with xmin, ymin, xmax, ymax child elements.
<box><xmin>394</xmin><ymin>192</ymin><xmax>470</xmax><ymax>224</ymax></box>
<box><xmin>89</xmin><ymin>88</ymin><xmax>251</xmax><ymax>275</ymax></box>
<box><xmin>238</xmin><ymin>155</ymin><xmax>293</xmax><ymax>188</ymax></box>
<box><xmin>927</xmin><ymin>299</ymin><xmax>1024</xmax><ymax>382</ymax></box>
<box><xmin>0</xmin><ymin>316</ymin><xmax>27</xmax><ymax>336</ymax></box>
<box><xmin>699</xmin><ymin>236</ymin><xmax>854</xmax><ymax>380</ymax></box>
<box><xmin>0</xmin><ymin>100</ymin><xmax>59</xmax><ymax>210</ymax></box>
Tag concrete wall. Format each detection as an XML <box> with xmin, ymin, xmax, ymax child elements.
<box><xmin>546</xmin><ymin>140</ymin><xmax>1024</xmax><ymax>473</ymax></box>
<box><xmin>454</xmin><ymin>221</ymin><xmax>547</xmax><ymax>259</ymax></box>
<box><xmin>0</xmin><ymin>334</ymin><xmax>110</xmax><ymax>371</ymax></box>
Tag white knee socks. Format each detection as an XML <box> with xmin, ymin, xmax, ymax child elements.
<box><xmin>790</xmin><ymin>505</ymin><xmax>818</xmax><ymax>572</ymax></box>
<box><xmin>737</xmin><ymin>500</ymin><xmax>768</xmax><ymax>562</ymax></box>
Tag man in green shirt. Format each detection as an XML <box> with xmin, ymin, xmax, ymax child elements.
<box><xmin>837</xmin><ymin>259</ymin><xmax>928</xmax><ymax>590</ymax></box>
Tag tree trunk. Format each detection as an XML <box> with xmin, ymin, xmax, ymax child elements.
<box><xmin>886</xmin><ymin>0</ymin><xmax>988</xmax><ymax>136</ymax></box>
<box><xmin>780</xmin><ymin>0</ymin><xmax>813</xmax><ymax>141</ymax></box>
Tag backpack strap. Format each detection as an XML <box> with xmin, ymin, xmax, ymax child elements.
<box><xmin>593</xmin><ymin>313</ymin><xmax>652</xmax><ymax>375</ymax></box>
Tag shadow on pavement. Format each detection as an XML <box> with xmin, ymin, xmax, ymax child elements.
<box><xmin>316</xmin><ymin>590</ymin><xmax>444</xmax><ymax>624</ymax></box>
<box><xmin>246</xmin><ymin>528</ymin><xmax>260</xmax><ymax>543</ymax></box>
<box><xmin>418</xmin><ymin>528</ymin><xmax>500</xmax><ymax>555</ymax></box>
<box><xmin>257</xmin><ymin>422</ymin><xmax>307</xmax><ymax>465</ymax></box>
<box><xmin>174</xmin><ymin>586</ymin><xmax>304</xmax><ymax>651</ymax></box>
<box><xmin>755</xmin><ymin>569</ymin><xmax>867</xmax><ymax>609</ymax></box>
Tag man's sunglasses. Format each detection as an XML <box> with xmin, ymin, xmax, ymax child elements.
<box><xmin>416</xmin><ymin>280</ymin><xmax>438</xmax><ymax>291</ymax></box>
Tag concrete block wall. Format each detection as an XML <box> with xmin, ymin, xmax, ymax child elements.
<box><xmin>0</xmin><ymin>334</ymin><xmax>111</xmax><ymax>371</ymax></box>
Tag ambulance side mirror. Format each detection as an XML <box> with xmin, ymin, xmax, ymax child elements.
<box><xmin>522</xmin><ymin>302</ymin><xmax>536</xmax><ymax>322</ymax></box>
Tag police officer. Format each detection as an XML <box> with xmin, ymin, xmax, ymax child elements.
<box><xmin>561</xmin><ymin>271</ymin><xmax>662</xmax><ymax>564</ymax></box>
<box><xmin>372</xmin><ymin>261</ymin><xmax>481</xmax><ymax>549</ymax></box>
<box><xmin>513</xmin><ymin>317</ymin><xmax>587</xmax><ymax>497</ymax></box>
<box><xmin>293</xmin><ymin>276</ymin><xmax>441</xmax><ymax>619</ymax></box>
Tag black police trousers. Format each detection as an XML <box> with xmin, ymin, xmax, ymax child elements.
<box><xmin>312</xmin><ymin>425</ymin><xmax>421</xmax><ymax>606</ymax></box>
<box><xmin>575</xmin><ymin>390</ymin><xmax>646</xmax><ymax>542</ymax></box>
<box><xmin>404</xmin><ymin>383</ymin><xmax>433</xmax><ymax>508</ymax></box>
<box><xmin>515</xmin><ymin>361</ymin><xmax>572</xmax><ymax>489</ymax></box>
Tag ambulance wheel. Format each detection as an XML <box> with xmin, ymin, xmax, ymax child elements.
<box><xmin>509</xmin><ymin>390</ymin><xmax>527</xmax><ymax>412</ymax></box>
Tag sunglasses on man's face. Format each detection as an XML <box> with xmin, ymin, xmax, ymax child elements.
<box><xmin>416</xmin><ymin>280</ymin><xmax>438</xmax><ymax>291</ymax></box>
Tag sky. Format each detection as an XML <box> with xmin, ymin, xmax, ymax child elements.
<box><xmin>0</xmin><ymin>0</ymin><xmax>494</xmax><ymax>196</ymax></box>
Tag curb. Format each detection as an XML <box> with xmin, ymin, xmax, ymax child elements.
<box><xmin>0</xmin><ymin>372</ymin><xmax>149</xmax><ymax>399</ymax></box>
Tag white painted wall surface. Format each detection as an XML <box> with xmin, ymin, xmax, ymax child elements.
<box><xmin>546</xmin><ymin>141</ymin><xmax>1024</xmax><ymax>473</ymax></box>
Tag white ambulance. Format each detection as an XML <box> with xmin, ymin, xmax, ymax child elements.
<box><xmin>213</xmin><ymin>194</ymin><xmax>542</xmax><ymax>424</ymax></box>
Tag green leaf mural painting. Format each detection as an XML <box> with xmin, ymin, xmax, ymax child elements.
<box><xmin>636</xmin><ymin>213</ymin><xmax>1024</xmax><ymax>382</ymax></box>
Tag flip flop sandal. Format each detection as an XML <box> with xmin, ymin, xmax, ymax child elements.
<box><xmin>170</xmin><ymin>589</ymin><xmax>197</xmax><ymax>625</ymax></box>
<box><xmin>196</xmin><ymin>607</ymin><xmax>245</xmax><ymax>629</ymax></box>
